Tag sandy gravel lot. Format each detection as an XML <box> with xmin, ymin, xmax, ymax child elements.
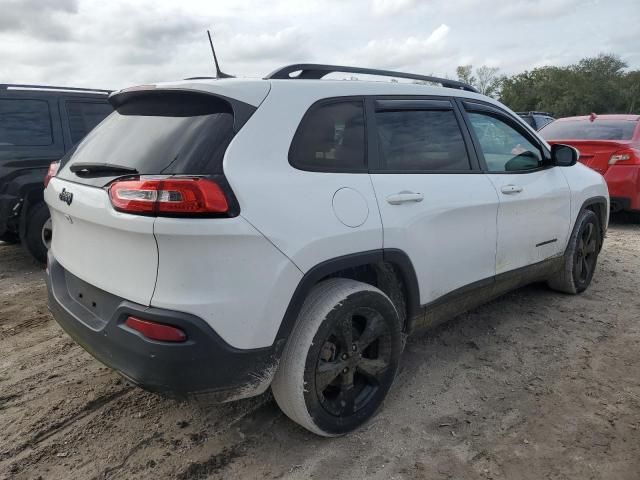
<box><xmin>0</xmin><ymin>217</ymin><xmax>639</xmax><ymax>480</ymax></box>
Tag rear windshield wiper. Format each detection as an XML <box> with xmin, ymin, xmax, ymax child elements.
<box><xmin>70</xmin><ymin>163</ymin><xmax>138</xmax><ymax>177</ymax></box>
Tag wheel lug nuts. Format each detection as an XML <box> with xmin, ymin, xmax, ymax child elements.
<box><xmin>352</xmin><ymin>344</ymin><xmax>357</xmax><ymax>351</ymax></box>
<box><xmin>341</xmin><ymin>354</ymin><xmax>348</xmax><ymax>360</ymax></box>
<box><xmin>342</xmin><ymin>367</ymin><xmax>349</xmax><ymax>373</ymax></box>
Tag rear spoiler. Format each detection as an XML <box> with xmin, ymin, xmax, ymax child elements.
<box><xmin>108</xmin><ymin>87</ymin><xmax>256</xmax><ymax>132</ymax></box>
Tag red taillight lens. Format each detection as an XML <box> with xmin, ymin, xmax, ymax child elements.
<box><xmin>108</xmin><ymin>178</ymin><xmax>228</xmax><ymax>216</ymax></box>
<box><xmin>44</xmin><ymin>161</ymin><xmax>60</xmax><ymax>188</ymax></box>
<box><xmin>125</xmin><ymin>316</ymin><xmax>187</xmax><ymax>342</ymax></box>
<box><xmin>609</xmin><ymin>149</ymin><xmax>640</xmax><ymax>166</ymax></box>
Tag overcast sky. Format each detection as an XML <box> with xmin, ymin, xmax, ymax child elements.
<box><xmin>0</xmin><ymin>0</ymin><xmax>638</xmax><ymax>89</ymax></box>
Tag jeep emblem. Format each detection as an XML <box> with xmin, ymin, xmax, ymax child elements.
<box><xmin>59</xmin><ymin>188</ymin><xmax>73</xmax><ymax>206</ymax></box>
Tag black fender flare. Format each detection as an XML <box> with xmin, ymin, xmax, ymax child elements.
<box><xmin>571</xmin><ymin>196</ymin><xmax>608</xmax><ymax>253</ymax></box>
<box><xmin>272</xmin><ymin>249</ymin><xmax>420</xmax><ymax>355</ymax></box>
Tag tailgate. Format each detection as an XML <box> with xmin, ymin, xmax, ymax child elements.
<box><xmin>45</xmin><ymin>177</ymin><xmax>158</xmax><ymax>305</ymax></box>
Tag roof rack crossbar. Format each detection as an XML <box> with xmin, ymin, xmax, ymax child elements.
<box><xmin>265</xmin><ymin>64</ymin><xmax>479</xmax><ymax>93</ymax></box>
<box><xmin>0</xmin><ymin>84</ymin><xmax>111</xmax><ymax>94</ymax></box>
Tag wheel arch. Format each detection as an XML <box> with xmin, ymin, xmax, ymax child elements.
<box><xmin>273</xmin><ymin>249</ymin><xmax>420</xmax><ymax>355</ymax></box>
<box><xmin>576</xmin><ymin>196</ymin><xmax>608</xmax><ymax>250</ymax></box>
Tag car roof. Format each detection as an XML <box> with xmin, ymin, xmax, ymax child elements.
<box><xmin>555</xmin><ymin>114</ymin><xmax>640</xmax><ymax>122</ymax></box>
<box><xmin>123</xmin><ymin>76</ymin><xmax>503</xmax><ymax>109</ymax></box>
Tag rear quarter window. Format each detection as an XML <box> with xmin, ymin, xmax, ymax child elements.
<box><xmin>289</xmin><ymin>100</ymin><xmax>366</xmax><ymax>172</ymax></box>
<box><xmin>0</xmin><ymin>98</ymin><xmax>52</xmax><ymax>147</ymax></box>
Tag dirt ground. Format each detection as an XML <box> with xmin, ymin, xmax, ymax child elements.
<box><xmin>0</xmin><ymin>217</ymin><xmax>639</xmax><ymax>480</ymax></box>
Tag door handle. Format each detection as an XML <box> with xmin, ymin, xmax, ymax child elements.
<box><xmin>500</xmin><ymin>185</ymin><xmax>523</xmax><ymax>194</ymax></box>
<box><xmin>386</xmin><ymin>191</ymin><xmax>424</xmax><ymax>205</ymax></box>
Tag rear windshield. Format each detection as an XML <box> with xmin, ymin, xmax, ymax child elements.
<box><xmin>519</xmin><ymin>115</ymin><xmax>535</xmax><ymax>127</ymax></box>
<box><xmin>540</xmin><ymin>119</ymin><xmax>637</xmax><ymax>140</ymax></box>
<box><xmin>58</xmin><ymin>91</ymin><xmax>235</xmax><ymax>184</ymax></box>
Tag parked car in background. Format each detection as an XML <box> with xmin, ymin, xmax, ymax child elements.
<box><xmin>0</xmin><ymin>84</ymin><xmax>112</xmax><ymax>261</ymax></box>
<box><xmin>541</xmin><ymin>114</ymin><xmax>640</xmax><ymax>215</ymax></box>
<box><xmin>44</xmin><ymin>64</ymin><xmax>608</xmax><ymax>436</ymax></box>
<box><xmin>517</xmin><ymin>111</ymin><xmax>555</xmax><ymax>130</ymax></box>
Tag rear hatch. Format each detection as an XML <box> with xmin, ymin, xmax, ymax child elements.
<box><xmin>540</xmin><ymin>118</ymin><xmax>638</xmax><ymax>175</ymax></box>
<box><xmin>45</xmin><ymin>84</ymin><xmax>265</xmax><ymax>305</ymax></box>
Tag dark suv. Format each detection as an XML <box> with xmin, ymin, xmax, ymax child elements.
<box><xmin>0</xmin><ymin>84</ymin><xmax>112</xmax><ymax>262</ymax></box>
<box><xmin>517</xmin><ymin>111</ymin><xmax>555</xmax><ymax>131</ymax></box>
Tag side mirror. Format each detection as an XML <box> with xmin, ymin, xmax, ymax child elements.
<box><xmin>551</xmin><ymin>144</ymin><xmax>579</xmax><ymax>167</ymax></box>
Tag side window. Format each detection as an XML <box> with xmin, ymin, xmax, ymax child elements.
<box><xmin>376</xmin><ymin>109</ymin><xmax>470</xmax><ymax>171</ymax></box>
<box><xmin>66</xmin><ymin>101</ymin><xmax>113</xmax><ymax>144</ymax></box>
<box><xmin>289</xmin><ymin>100</ymin><xmax>365</xmax><ymax>171</ymax></box>
<box><xmin>0</xmin><ymin>98</ymin><xmax>52</xmax><ymax>146</ymax></box>
<box><xmin>467</xmin><ymin>112</ymin><xmax>542</xmax><ymax>172</ymax></box>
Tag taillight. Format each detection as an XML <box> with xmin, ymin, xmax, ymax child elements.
<box><xmin>44</xmin><ymin>161</ymin><xmax>60</xmax><ymax>188</ymax></box>
<box><xmin>609</xmin><ymin>149</ymin><xmax>640</xmax><ymax>165</ymax></box>
<box><xmin>108</xmin><ymin>177</ymin><xmax>228</xmax><ymax>216</ymax></box>
<box><xmin>125</xmin><ymin>316</ymin><xmax>187</xmax><ymax>342</ymax></box>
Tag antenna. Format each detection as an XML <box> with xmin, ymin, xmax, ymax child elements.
<box><xmin>207</xmin><ymin>30</ymin><xmax>234</xmax><ymax>79</ymax></box>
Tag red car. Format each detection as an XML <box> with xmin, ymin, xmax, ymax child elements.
<box><xmin>540</xmin><ymin>114</ymin><xmax>640</xmax><ymax>214</ymax></box>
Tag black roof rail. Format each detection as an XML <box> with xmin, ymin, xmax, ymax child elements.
<box><xmin>265</xmin><ymin>64</ymin><xmax>479</xmax><ymax>93</ymax></box>
<box><xmin>0</xmin><ymin>84</ymin><xmax>111</xmax><ymax>94</ymax></box>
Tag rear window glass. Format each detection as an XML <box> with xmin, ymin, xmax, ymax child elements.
<box><xmin>58</xmin><ymin>92</ymin><xmax>235</xmax><ymax>181</ymax></box>
<box><xmin>376</xmin><ymin>109</ymin><xmax>470</xmax><ymax>171</ymax></box>
<box><xmin>0</xmin><ymin>98</ymin><xmax>52</xmax><ymax>146</ymax></box>
<box><xmin>66</xmin><ymin>101</ymin><xmax>113</xmax><ymax>144</ymax></box>
<box><xmin>540</xmin><ymin>119</ymin><xmax>637</xmax><ymax>140</ymax></box>
<box><xmin>519</xmin><ymin>115</ymin><xmax>535</xmax><ymax>127</ymax></box>
<box><xmin>289</xmin><ymin>100</ymin><xmax>366</xmax><ymax>171</ymax></box>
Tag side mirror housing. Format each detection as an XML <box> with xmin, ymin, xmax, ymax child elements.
<box><xmin>551</xmin><ymin>143</ymin><xmax>579</xmax><ymax>167</ymax></box>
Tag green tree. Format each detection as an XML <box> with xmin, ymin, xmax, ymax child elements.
<box><xmin>456</xmin><ymin>65</ymin><xmax>476</xmax><ymax>87</ymax></box>
<box><xmin>456</xmin><ymin>64</ymin><xmax>503</xmax><ymax>98</ymax></box>
<box><xmin>499</xmin><ymin>54</ymin><xmax>639</xmax><ymax>116</ymax></box>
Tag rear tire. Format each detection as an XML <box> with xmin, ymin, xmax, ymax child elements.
<box><xmin>22</xmin><ymin>202</ymin><xmax>51</xmax><ymax>264</ymax></box>
<box><xmin>272</xmin><ymin>278</ymin><xmax>402</xmax><ymax>436</ymax></box>
<box><xmin>548</xmin><ymin>209</ymin><xmax>601</xmax><ymax>294</ymax></box>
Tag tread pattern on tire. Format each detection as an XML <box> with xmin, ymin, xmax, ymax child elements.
<box><xmin>22</xmin><ymin>202</ymin><xmax>49</xmax><ymax>264</ymax></box>
<box><xmin>271</xmin><ymin>278</ymin><xmax>396</xmax><ymax>437</ymax></box>
<box><xmin>548</xmin><ymin>209</ymin><xmax>600</xmax><ymax>294</ymax></box>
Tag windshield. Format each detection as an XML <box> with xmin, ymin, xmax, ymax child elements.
<box><xmin>540</xmin><ymin>119</ymin><xmax>637</xmax><ymax>141</ymax></box>
<box><xmin>57</xmin><ymin>91</ymin><xmax>236</xmax><ymax>186</ymax></box>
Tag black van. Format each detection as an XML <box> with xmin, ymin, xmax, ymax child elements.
<box><xmin>0</xmin><ymin>84</ymin><xmax>113</xmax><ymax>262</ymax></box>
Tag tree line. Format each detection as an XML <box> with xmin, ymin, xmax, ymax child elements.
<box><xmin>456</xmin><ymin>54</ymin><xmax>640</xmax><ymax>117</ymax></box>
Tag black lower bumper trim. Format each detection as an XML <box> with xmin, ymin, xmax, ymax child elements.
<box><xmin>609</xmin><ymin>197</ymin><xmax>632</xmax><ymax>213</ymax></box>
<box><xmin>46</xmin><ymin>255</ymin><xmax>277</xmax><ymax>400</ymax></box>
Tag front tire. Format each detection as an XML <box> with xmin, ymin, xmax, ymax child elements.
<box><xmin>272</xmin><ymin>278</ymin><xmax>402</xmax><ymax>436</ymax></box>
<box><xmin>22</xmin><ymin>202</ymin><xmax>51</xmax><ymax>264</ymax></box>
<box><xmin>548</xmin><ymin>209</ymin><xmax>601</xmax><ymax>294</ymax></box>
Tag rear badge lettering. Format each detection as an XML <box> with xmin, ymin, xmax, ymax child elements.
<box><xmin>59</xmin><ymin>188</ymin><xmax>73</xmax><ymax>206</ymax></box>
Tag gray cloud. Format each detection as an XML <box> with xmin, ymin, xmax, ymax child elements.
<box><xmin>0</xmin><ymin>0</ymin><xmax>636</xmax><ymax>89</ymax></box>
<box><xmin>0</xmin><ymin>0</ymin><xmax>78</xmax><ymax>41</ymax></box>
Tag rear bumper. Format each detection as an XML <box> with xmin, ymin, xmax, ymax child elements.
<box><xmin>46</xmin><ymin>254</ymin><xmax>278</xmax><ymax>401</ymax></box>
<box><xmin>604</xmin><ymin>165</ymin><xmax>640</xmax><ymax>211</ymax></box>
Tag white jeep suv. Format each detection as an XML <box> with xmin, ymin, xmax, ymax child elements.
<box><xmin>45</xmin><ymin>64</ymin><xmax>609</xmax><ymax>436</ymax></box>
